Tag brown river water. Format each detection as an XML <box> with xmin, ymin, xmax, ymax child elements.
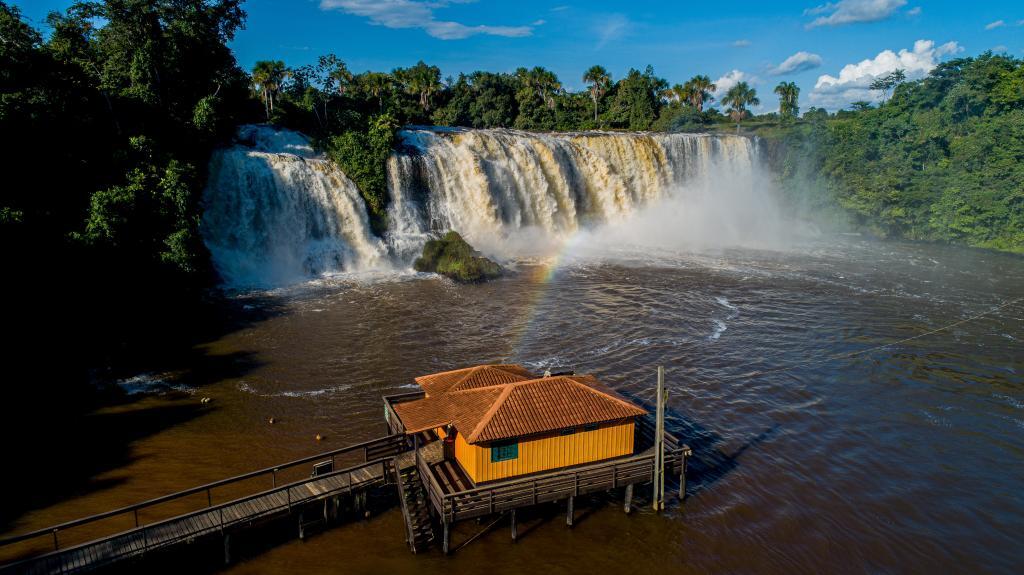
<box><xmin>2</xmin><ymin>237</ymin><xmax>1023</xmax><ymax>574</ymax></box>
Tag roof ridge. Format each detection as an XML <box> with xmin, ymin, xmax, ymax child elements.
<box><xmin>466</xmin><ymin>384</ymin><xmax>515</xmax><ymax>443</ymax></box>
<box><xmin>566</xmin><ymin>375</ymin><xmax>643</xmax><ymax>412</ymax></box>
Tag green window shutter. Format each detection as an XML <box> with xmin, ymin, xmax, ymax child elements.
<box><xmin>490</xmin><ymin>441</ymin><xmax>518</xmax><ymax>462</ymax></box>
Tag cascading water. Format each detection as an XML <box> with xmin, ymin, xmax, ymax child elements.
<box><xmin>202</xmin><ymin>125</ymin><xmax>387</xmax><ymax>288</ymax></box>
<box><xmin>202</xmin><ymin>125</ymin><xmax>782</xmax><ymax>288</ymax></box>
<box><xmin>386</xmin><ymin>128</ymin><xmax>783</xmax><ymax>260</ymax></box>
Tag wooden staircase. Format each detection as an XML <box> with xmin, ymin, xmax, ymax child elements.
<box><xmin>395</xmin><ymin>464</ymin><xmax>435</xmax><ymax>553</ymax></box>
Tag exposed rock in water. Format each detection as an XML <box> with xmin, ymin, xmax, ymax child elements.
<box><xmin>413</xmin><ymin>231</ymin><xmax>502</xmax><ymax>283</ymax></box>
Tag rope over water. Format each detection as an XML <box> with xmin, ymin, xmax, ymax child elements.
<box><xmin>695</xmin><ymin>296</ymin><xmax>1023</xmax><ymax>383</ymax></box>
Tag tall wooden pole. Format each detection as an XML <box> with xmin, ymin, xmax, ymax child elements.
<box><xmin>653</xmin><ymin>366</ymin><xmax>665</xmax><ymax>511</ymax></box>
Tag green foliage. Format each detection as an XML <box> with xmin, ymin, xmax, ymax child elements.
<box><xmin>604</xmin><ymin>66</ymin><xmax>667</xmax><ymax>131</ymax></box>
<box><xmin>1</xmin><ymin>0</ymin><xmax>250</xmax><ymax>395</ymax></box>
<box><xmin>413</xmin><ymin>231</ymin><xmax>502</xmax><ymax>282</ymax></box>
<box><xmin>763</xmin><ymin>53</ymin><xmax>1024</xmax><ymax>252</ymax></box>
<box><xmin>774</xmin><ymin>81</ymin><xmax>800</xmax><ymax>119</ymax></box>
<box><xmin>722</xmin><ymin>81</ymin><xmax>760</xmax><ymax>128</ymax></box>
<box><xmin>327</xmin><ymin>113</ymin><xmax>399</xmax><ymax>232</ymax></box>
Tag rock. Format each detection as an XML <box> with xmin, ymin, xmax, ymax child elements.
<box><xmin>413</xmin><ymin>231</ymin><xmax>502</xmax><ymax>283</ymax></box>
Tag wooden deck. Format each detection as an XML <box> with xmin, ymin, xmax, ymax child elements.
<box><xmin>403</xmin><ymin>414</ymin><xmax>692</xmax><ymax>553</ymax></box>
<box><xmin>0</xmin><ymin>435</ymin><xmax>411</xmax><ymax>575</ymax></box>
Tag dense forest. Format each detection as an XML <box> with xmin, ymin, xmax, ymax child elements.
<box><xmin>1</xmin><ymin>1</ymin><xmax>1022</xmax><ymax>400</ymax></box>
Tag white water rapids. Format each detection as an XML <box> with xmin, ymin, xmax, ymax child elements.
<box><xmin>202</xmin><ymin>125</ymin><xmax>785</xmax><ymax>288</ymax></box>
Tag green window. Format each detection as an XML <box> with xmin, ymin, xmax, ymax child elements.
<box><xmin>490</xmin><ymin>441</ymin><xmax>518</xmax><ymax>462</ymax></box>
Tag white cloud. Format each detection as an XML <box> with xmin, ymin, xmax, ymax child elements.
<box><xmin>319</xmin><ymin>0</ymin><xmax>533</xmax><ymax>40</ymax></box>
<box><xmin>993</xmin><ymin>45</ymin><xmax>1008</xmax><ymax>53</ymax></box>
<box><xmin>810</xmin><ymin>39</ymin><xmax>962</xmax><ymax>109</ymax></box>
<box><xmin>733</xmin><ymin>39</ymin><xmax>752</xmax><ymax>47</ymax></box>
<box><xmin>532</xmin><ymin>19</ymin><xmax>546</xmax><ymax>26</ymax></box>
<box><xmin>805</xmin><ymin>0</ymin><xmax>907</xmax><ymax>28</ymax></box>
<box><xmin>712</xmin><ymin>70</ymin><xmax>753</xmax><ymax>101</ymax></box>
<box><xmin>595</xmin><ymin>14</ymin><xmax>631</xmax><ymax>49</ymax></box>
<box><xmin>907</xmin><ymin>6</ymin><xmax>921</xmax><ymax>16</ymax></box>
<box><xmin>985</xmin><ymin>20</ymin><xmax>1005</xmax><ymax>30</ymax></box>
<box><xmin>769</xmin><ymin>51</ymin><xmax>823</xmax><ymax>75</ymax></box>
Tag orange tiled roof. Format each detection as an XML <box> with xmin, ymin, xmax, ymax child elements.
<box><xmin>393</xmin><ymin>365</ymin><xmax>646</xmax><ymax>444</ymax></box>
<box><xmin>414</xmin><ymin>364</ymin><xmax>535</xmax><ymax>396</ymax></box>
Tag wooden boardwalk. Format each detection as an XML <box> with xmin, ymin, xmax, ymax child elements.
<box><xmin>0</xmin><ymin>435</ymin><xmax>411</xmax><ymax>575</ymax></box>
<box><xmin>3</xmin><ymin>394</ymin><xmax>692</xmax><ymax>570</ymax></box>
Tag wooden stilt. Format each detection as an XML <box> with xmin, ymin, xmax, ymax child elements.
<box><xmin>653</xmin><ymin>366</ymin><xmax>665</xmax><ymax>511</ymax></box>
<box><xmin>223</xmin><ymin>533</ymin><xmax>231</xmax><ymax>565</ymax></box>
<box><xmin>298</xmin><ymin>513</ymin><xmax>305</xmax><ymax>540</ymax></box>
<box><xmin>624</xmin><ymin>484</ymin><xmax>633</xmax><ymax>514</ymax></box>
<box><xmin>566</xmin><ymin>496</ymin><xmax>574</xmax><ymax>527</ymax></box>
<box><xmin>442</xmin><ymin>520</ymin><xmax>450</xmax><ymax>554</ymax></box>
<box><xmin>510</xmin><ymin>509</ymin><xmax>518</xmax><ymax>542</ymax></box>
<box><xmin>679</xmin><ymin>453</ymin><xmax>688</xmax><ymax>501</ymax></box>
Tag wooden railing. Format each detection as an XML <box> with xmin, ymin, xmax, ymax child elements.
<box><xmin>0</xmin><ymin>433</ymin><xmax>409</xmax><ymax>554</ymax></box>
<box><xmin>392</xmin><ymin>463</ymin><xmax>416</xmax><ymax>550</ymax></box>
<box><xmin>383</xmin><ymin>391</ymin><xmax>426</xmax><ymax>435</ymax></box>
<box><xmin>436</xmin><ymin>446</ymin><xmax>686</xmax><ymax>523</ymax></box>
<box><xmin>1</xmin><ymin>457</ymin><xmax>394</xmax><ymax>574</ymax></box>
<box><xmin>416</xmin><ymin>447</ymin><xmax>446</xmax><ymax>518</ymax></box>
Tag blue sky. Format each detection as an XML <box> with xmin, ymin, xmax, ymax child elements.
<box><xmin>13</xmin><ymin>0</ymin><xmax>1024</xmax><ymax>112</ymax></box>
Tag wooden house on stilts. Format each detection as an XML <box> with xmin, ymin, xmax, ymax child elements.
<box><xmin>384</xmin><ymin>364</ymin><xmax>691</xmax><ymax>553</ymax></box>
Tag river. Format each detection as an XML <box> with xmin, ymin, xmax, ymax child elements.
<box><xmin>4</xmin><ymin>236</ymin><xmax>1022</xmax><ymax>573</ymax></box>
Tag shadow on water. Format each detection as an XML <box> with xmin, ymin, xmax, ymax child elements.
<box><xmin>0</xmin><ymin>290</ymin><xmax>287</xmax><ymax>534</ymax></box>
<box><xmin>676</xmin><ymin>419</ymin><xmax>780</xmax><ymax>497</ymax></box>
<box><xmin>622</xmin><ymin>389</ymin><xmax>780</xmax><ymax>499</ymax></box>
<box><xmin>0</xmin><ymin>403</ymin><xmax>212</xmax><ymax>533</ymax></box>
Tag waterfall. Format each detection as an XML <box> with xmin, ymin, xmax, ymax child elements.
<box><xmin>202</xmin><ymin>125</ymin><xmax>387</xmax><ymax>288</ymax></box>
<box><xmin>202</xmin><ymin>125</ymin><xmax>779</xmax><ymax>288</ymax></box>
<box><xmin>386</xmin><ymin>128</ymin><xmax>778</xmax><ymax>259</ymax></box>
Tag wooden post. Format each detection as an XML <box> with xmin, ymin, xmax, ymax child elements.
<box><xmin>223</xmin><ymin>533</ymin><xmax>232</xmax><ymax>565</ymax></box>
<box><xmin>510</xmin><ymin>509</ymin><xmax>518</xmax><ymax>542</ymax></box>
<box><xmin>679</xmin><ymin>452</ymin><xmax>688</xmax><ymax>501</ymax></box>
<box><xmin>442</xmin><ymin>520</ymin><xmax>450</xmax><ymax>554</ymax></box>
<box><xmin>298</xmin><ymin>513</ymin><xmax>305</xmax><ymax>540</ymax></box>
<box><xmin>624</xmin><ymin>484</ymin><xmax>633</xmax><ymax>514</ymax></box>
<box><xmin>659</xmin><ymin>390</ymin><xmax>668</xmax><ymax>511</ymax></box>
<box><xmin>653</xmin><ymin>366</ymin><xmax>665</xmax><ymax>511</ymax></box>
<box><xmin>566</xmin><ymin>496</ymin><xmax>574</xmax><ymax>527</ymax></box>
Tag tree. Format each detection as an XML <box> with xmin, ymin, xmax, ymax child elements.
<box><xmin>722</xmin><ymin>81</ymin><xmax>759</xmax><ymax>130</ymax></box>
<box><xmin>605</xmin><ymin>65</ymin><xmax>667</xmax><ymax>131</ymax></box>
<box><xmin>582</xmin><ymin>65</ymin><xmax>611</xmax><ymax>122</ymax></box>
<box><xmin>849</xmin><ymin>101</ymin><xmax>873</xmax><ymax>111</ymax></box>
<box><xmin>681</xmin><ymin>75</ymin><xmax>716</xmax><ymax>112</ymax></box>
<box><xmin>774</xmin><ymin>81</ymin><xmax>800</xmax><ymax>118</ymax></box>
<box><xmin>251</xmin><ymin>60</ymin><xmax>289</xmax><ymax>119</ymax></box>
<box><xmin>870</xmin><ymin>68</ymin><xmax>906</xmax><ymax>103</ymax></box>
<box><xmin>514</xmin><ymin>66</ymin><xmax>562</xmax><ymax>130</ymax></box>
<box><xmin>357</xmin><ymin>72</ymin><xmax>395</xmax><ymax>113</ymax></box>
<box><xmin>518</xmin><ymin>66</ymin><xmax>562</xmax><ymax>109</ymax></box>
<box><xmin>395</xmin><ymin>61</ymin><xmax>442</xmax><ymax>114</ymax></box>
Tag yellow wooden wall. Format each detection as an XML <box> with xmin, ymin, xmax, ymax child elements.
<box><xmin>451</xmin><ymin>421</ymin><xmax>634</xmax><ymax>483</ymax></box>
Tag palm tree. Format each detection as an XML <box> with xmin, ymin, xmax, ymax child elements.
<box><xmin>722</xmin><ymin>81</ymin><xmax>759</xmax><ymax>131</ymax></box>
<box><xmin>360</xmin><ymin>72</ymin><xmax>394</xmax><ymax>113</ymax></box>
<box><xmin>773</xmin><ymin>81</ymin><xmax>800</xmax><ymax>118</ymax></box>
<box><xmin>662</xmin><ymin>83</ymin><xmax>687</xmax><ymax>104</ymax></box>
<box><xmin>397</xmin><ymin>61</ymin><xmax>442</xmax><ymax>113</ymax></box>
<box><xmin>582</xmin><ymin>65</ymin><xmax>611</xmax><ymax>122</ymax></box>
<box><xmin>517</xmin><ymin>67</ymin><xmax>562</xmax><ymax>110</ymax></box>
<box><xmin>251</xmin><ymin>60</ymin><xmax>289</xmax><ymax>120</ymax></box>
<box><xmin>681</xmin><ymin>75</ymin><xmax>716</xmax><ymax>112</ymax></box>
